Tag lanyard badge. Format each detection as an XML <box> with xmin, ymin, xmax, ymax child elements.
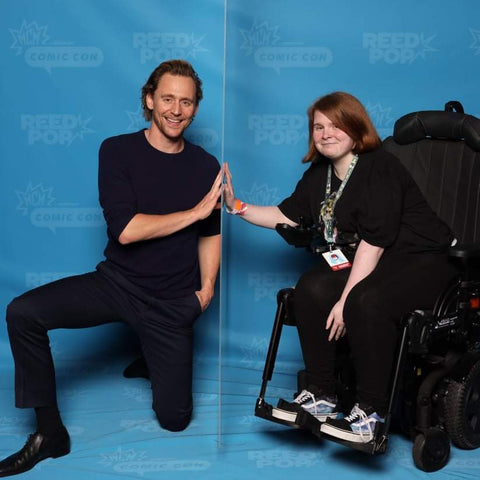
<box><xmin>319</xmin><ymin>154</ymin><xmax>358</xmax><ymax>269</ymax></box>
<box><xmin>322</xmin><ymin>248</ymin><xmax>351</xmax><ymax>270</ymax></box>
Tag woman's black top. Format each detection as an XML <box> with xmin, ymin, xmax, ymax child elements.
<box><xmin>278</xmin><ymin>148</ymin><xmax>454</xmax><ymax>254</ymax></box>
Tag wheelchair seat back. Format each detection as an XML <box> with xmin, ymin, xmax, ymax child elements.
<box><xmin>383</xmin><ymin>103</ymin><xmax>480</xmax><ymax>244</ymax></box>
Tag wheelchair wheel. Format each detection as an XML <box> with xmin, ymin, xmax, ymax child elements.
<box><xmin>444</xmin><ymin>359</ymin><xmax>480</xmax><ymax>449</ymax></box>
<box><xmin>412</xmin><ymin>428</ymin><xmax>450</xmax><ymax>472</ymax></box>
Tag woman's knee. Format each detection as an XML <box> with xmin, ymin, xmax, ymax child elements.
<box><xmin>295</xmin><ymin>268</ymin><xmax>335</xmax><ymax>303</ymax></box>
<box><xmin>343</xmin><ymin>287</ymin><xmax>397</xmax><ymax>334</ymax></box>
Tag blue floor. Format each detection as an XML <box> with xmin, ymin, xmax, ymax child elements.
<box><xmin>0</xmin><ymin>357</ymin><xmax>478</xmax><ymax>480</ymax></box>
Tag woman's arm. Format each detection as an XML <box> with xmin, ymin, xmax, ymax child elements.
<box><xmin>326</xmin><ymin>239</ymin><xmax>384</xmax><ymax>341</ymax></box>
<box><xmin>223</xmin><ymin>162</ymin><xmax>296</xmax><ymax>229</ymax></box>
<box><xmin>237</xmin><ymin>204</ymin><xmax>296</xmax><ymax>229</ymax></box>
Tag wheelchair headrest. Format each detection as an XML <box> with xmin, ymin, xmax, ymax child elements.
<box><xmin>393</xmin><ymin>107</ymin><xmax>480</xmax><ymax>152</ymax></box>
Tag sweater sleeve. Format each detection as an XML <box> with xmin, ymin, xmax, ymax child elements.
<box><xmin>198</xmin><ymin>153</ymin><xmax>221</xmax><ymax>237</ymax></box>
<box><xmin>98</xmin><ymin>137</ymin><xmax>137</xmax><ymax>241</ymax></box>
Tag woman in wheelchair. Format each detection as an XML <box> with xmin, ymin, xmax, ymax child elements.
<box><xmin>224</xmin><ymin>91</ymin><xmax>459</xmax><ymax>445</ymax></box>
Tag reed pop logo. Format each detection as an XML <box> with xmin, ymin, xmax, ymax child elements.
<box><xmin>20</xmin><ymin>114</ymin><xmax>94</xmax><ymax>146</ymax></box>
<box><xmin>126</xmin><ymin>107</ymin><xmax>148</xmax><ymax>131</ymax></box>
<box><xmin>248</xmin><ymin>272</ymin><xmax>298</xmax><ymax>301</ymax></box>
<box><xmin>248</xmin><ymin>113</ymin><xmax>308</xmax><ymax>146</ymax></box>
<box><xmin>248</xmin><ymin>449</ymin><xmax>321</xmax><ymax>468</ymax></box>
<box><xmin>133</xmin><ymin>32</ymin><xmax>208</xmax><ymax>64</ymax></box>
<box><xmin>363</xmin><ymin>32</ymin><xmax>437</xmax><ymax>64</ymax></box>
<box><xmin>470</xmin><ymin>28</ymin><xmax>480</xmax><ymax>55</ymax></box>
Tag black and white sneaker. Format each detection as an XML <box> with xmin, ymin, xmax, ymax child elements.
<box><xmin>321</xmin><ymin>403</ymin><xmax>384</xmax><ymax>443</ymax></box>
<box><xmin>271</xmin><ymin>387</ymin><xmax>339</xmax><ymax>423</ymax></box>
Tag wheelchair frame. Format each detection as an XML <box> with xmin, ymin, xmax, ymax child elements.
<box><xmin>254</xmin><ymin>224</ymin><xmax>480</xmax><ymax>471</ymax></box>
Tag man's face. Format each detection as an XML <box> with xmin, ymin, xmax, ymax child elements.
<box><xmin>146</xmin><ymin>73</ymin><xmax>198</xmax><ymax>142</ymax></box>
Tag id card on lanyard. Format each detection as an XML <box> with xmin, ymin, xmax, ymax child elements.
<box><xmin>319</xmin><ymin>154</ymin><xmax>358</xmax><ymax>270</ymax></box>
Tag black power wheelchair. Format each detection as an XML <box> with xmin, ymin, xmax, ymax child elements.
<box><xmin>254</xmin><ymin>101</ymin><xmax>480</xmax><ymax>472</ymax></box>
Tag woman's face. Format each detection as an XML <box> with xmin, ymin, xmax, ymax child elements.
<box><xmin>312</xmin><ymin>110</ymin><xmax>355</xmax><ymax>162</ymax></box>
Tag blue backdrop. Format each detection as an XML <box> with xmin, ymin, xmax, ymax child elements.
<box><xmin>221</xmin><ymin>0</ymin><xmax>480</xmax><ymax>398</ymax></box>
<box><xmin>1</xmin><ymin>1</ymin><xmax>480</xmax><ymax>479</ymax></box>
<box><xmin>1</xmin><ymin>0</ymin><xmax>225</xmax><ymax>365</ymax></box>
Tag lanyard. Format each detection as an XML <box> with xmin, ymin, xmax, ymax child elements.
<box><xmin>320</xmin><ymin>154</ymin><xmax>358</xmax><ymax>244</ymax></box>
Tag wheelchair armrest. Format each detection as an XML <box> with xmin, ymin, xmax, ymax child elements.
<box><xmin>277</xmin><ymin>287</ymin><xmax>296</xmax><ymax>326</ymax></box>
<box><xmin>448</xmin><ymin>243</ymin><xmax>480</xmax><ymax>260</ymax></box>
<box><xmin>448</xmin><ymin>243</ymin><xmax>480</xmax><ymax>261</ymax></box>
<box><xmin>275</xmin><ymin>223</ymin><xmax>359</xmax><ymax>253</ymax></box>
<box><xmin>447</xmin><ymin>243</ymin><xmax>480</xmax><ymax>272</ymax></box>
<box><xmin>275</xmin><ymin>223</ymin><xmax>323</xmax><ymax>248</ymax></box>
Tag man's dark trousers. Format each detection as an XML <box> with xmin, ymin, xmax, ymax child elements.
<box><xmin>6</xmin><ymin>264</ymin><xmax>202</xmax><ymax>432</ymax></box>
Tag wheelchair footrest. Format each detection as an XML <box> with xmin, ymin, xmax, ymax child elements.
<box><xmin>255</xmin><ymin>398</ymin><xmax>302</xmax><ymax>429</ymax></box>
<box><xmin>316</xmin><ymin>421</ymin><xmax>388</xmax><ymax>455</ymax></box>
<box><xmin>295</xmin><ymin>409</ymin><xmax>324</xmax><ymax>431</ymax></box>
<box><xmin>319</xmin><ymin>432</ymin><xmax>388</xmax><ymax>454</ymax></box>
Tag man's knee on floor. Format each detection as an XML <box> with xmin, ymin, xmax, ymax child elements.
<box><xmin>153</xmin><ymin>405</ymin><xmax>192</xmax><ymax>432</ymax></box>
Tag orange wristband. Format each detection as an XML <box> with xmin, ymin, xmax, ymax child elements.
<box><xmin>227</xmin><ymin>198</ymin><xmax>248</xmax><ymax>215</ymax></box>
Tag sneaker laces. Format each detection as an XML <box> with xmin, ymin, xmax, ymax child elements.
<box><xmin>293</xmin><ymin>389</ymin><xmax>315</xmax><ymax>405</ymax></box>
<box><xmin>345</xmin><ymin>404</ymin><xmax>373</xmax><ymax>441</ymax></box>
<box><xmin>293</xmin><ymin>389</ymin><xmax>323</xmax><ymax>415</ymax></box>
<box><xmin>294</xmin><ymin>390</ymin><xmax>317</xmax><ymax>415</ymax></box>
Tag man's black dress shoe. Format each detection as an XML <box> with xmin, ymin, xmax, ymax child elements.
<box><xmin>0</xmin><ymin>427</ymin><xmax>70</xmax><ymax>477</ymax></box>
<box><xmin>123</xmin><ymin>356</ymin><xmax>150</xmax><ymax>379</ymax></box>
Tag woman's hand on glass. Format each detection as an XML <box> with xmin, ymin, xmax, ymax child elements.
<box><xmin>223</xmin><ymin>162</ymin><xmax>236</xmax><ymax>211</ymax></box>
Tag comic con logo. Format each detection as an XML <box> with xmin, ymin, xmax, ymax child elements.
<box><xmin>21</xmin><ymin>114</ymin><xmax>94</xmax><ymax>146</ymax></box>
<box><xmin>99</xmin><ymin>447</ymin><xmax>210</xmax><ymax>475</ymax></box>
<box><xmin>240</xmin><ymin>336</ymin><xmax>268</xmax><ymax>369</ymax></box>
<box><xmin>133</xmin><ymin>32</ymin><xmax>207</xmax><ymax>64</ymax></box>
<box><xmin>363</xmin><ymin>32</ymin><xmax>437</xmax><ymax>64</ymax></box>
<box><xmin>10</xmin><ymin>20</ymin><xmax>103</xmax><ymax>72</ymax></box>
<box><xmin>15</xmin><ymin>183</ymin><xmax>104</xmax><ymax>232</ymax></box>
<box><xmin>366</xmin><ymin>103</ymin><xmax>395</xmax><ymax>139</ymax></box>
<box><xmin>240</xmin><ymin>20</ymin><xmax>332</xmax><ymax>72</ymax></box>
<box><xmin>249</xmin><ymin>114</ymin><xmax>308</xmax><ymax>146</ymax></box>
<box><xmin>240</xmin><ymin>183</ymin><xmax>282</xmax><ymax>207</ymax></box>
